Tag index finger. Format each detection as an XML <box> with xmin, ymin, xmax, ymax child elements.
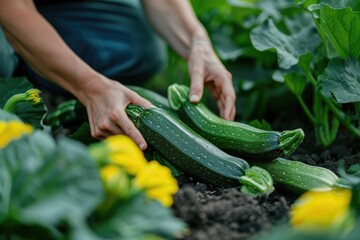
<box><xmin>118</xmin><ymin>111</ymin><xmax>147</xmax><ymax>150</ymax></box>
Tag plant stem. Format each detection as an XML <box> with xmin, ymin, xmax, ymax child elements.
<box><xmin>3</xmin><ymin>89</ymin><xmax>42</xmax><ymax>112</ymax></box>
<box><xmin>323</xmin><ymin>97</ymin><xmax>360</xmax><ymax>137</ymax></box>
<box><xmin>329</xmin><ymin>118</ymin><xmax>340</xmax><ymax>143</ymax></box>
<box><xmin>354</xmin><ymin>102</ymin><xmax>360</xmax><ymax>126</ymax></box>
<box><xmin>304</xmin><ymin>70</ymin><xmax>360</xmax><ymax>138</ymax></box>
<box><xmin>3</xmin><ymin>93</ymin><xmax>26</xmax><ymax>112</ymax></box>
<box><xmin>322</xmin><ymin>104</ymin><xmax>330</xmax><ymax>142</ymax></box>
<box><xmin>297</xmin><ymin>96</ymin><xmax>316</xmax><ymax>124</ymax></box>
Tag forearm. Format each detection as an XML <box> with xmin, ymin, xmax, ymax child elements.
<box><xmin>0</xmin><ymin>1</ymin><xmax>103</xmax><ymax>102</ymax></box>
<box><xmin>141</xmin><ymin>0</ymin><xmax>209</xmax><ymax>59</ymax></box>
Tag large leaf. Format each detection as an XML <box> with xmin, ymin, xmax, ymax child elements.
<box><xmin>94</xmin><ymin>193</ymin><xmax>186</xmax><ymax>239</ymax></box>
<box><xmin>0</xmin><ymin>109</ymin><xmax>21</xmax><ymax>121</ymax></box>
<box><xmin>250</xmin><ymin>19</ymin><xmax>322</xmax><ymax>69</ymax></box>
<box><xmin>318</xmin><ymin>57</ymin><xmax>360</xmax><ymax>103</ymax></box>
<box><xmin>310</xmin><ymin>3</ymin><xmax>360</xmax><ymax>59</ymax></box>
<box><xmin>0</xmin><ymin>77</ymin><xmax>47</xmax><ymax>128</ymax></box>
<box><xmin>0</xmin><ymin>132</ymin><xmax>103</xmax><ymax>237</ymax></box>
<box><xmin>229</xmin><ymin>0</ymin><xmax>299</xmax><ymax>28</ymax></box>
<box><xmin>299</xmin><ymin>0</ymin><xmax>360</xmax><ymax>10</ymax></box>
<box><xmin>213</xmin><ymin>33</ymin><xmax>244</xmax><ymax>61</ymax></box>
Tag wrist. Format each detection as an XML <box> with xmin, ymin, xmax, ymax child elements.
<box><xmin>189</xmin><ymin>25</ymin><xmax>209</xmax><ymax>43</ymax></box>
<box><xmin>75</xmin><ymin>73</ymin><xmax>109</xmax><ymax>105</ymax></box>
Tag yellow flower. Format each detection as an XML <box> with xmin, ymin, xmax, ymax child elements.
<box><xmin>105</xmin><ymin>135</ymin><xmax>148</xmax><ymax>175</ymax></box>
<box><xmin>291</xmin><ymin>188</ymin><xmax>353</xmax><ymax>233</ymax></box>
<box><xmin>25</xmin><ymin>89</ymin><xmax>42</xmax><ymax>104</ymax></box>
<box><xmin>100</xmin><ymin>165</ymin><xmax>129</xmax><ymax>199</ymax></box>
<box><xmin>89</xmin><ymin>135</ymin><xmax>148</xmax><ymax>175</ymax></box>
<box><xmin>0</xmin><ymin>120</ymin><xmax>33</xmax><ymax>148</ymax></box>
<box><xmin>133</xmin><ymin>161</ymin><xmax>178</xmax><ymax>207</ymax></box>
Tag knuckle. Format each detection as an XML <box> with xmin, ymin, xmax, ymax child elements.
<box><xmin>229</xmin><ymin>92</ymin><xmax>236</xmax><ymax>101</ymax></box>
<box><xmin>123</xmin><ymin>124</ymin><xmax>134</xmax><ymax>136</ymax></box>
<box><xmin>98</xmin><ymin>122</ymin><xmax>109</xmax><ymax>131</ymax></box>
<box><xmin>190</xmin><ymin>68</ymin><xmax>203</xmax><ymax>77</ymax></box>
<box><xmin>92</xmin><ymin>129</ymin><xmax>103</xmax><ymax>139</ymax></box>
<box><xmin>108</xmin><ymin>111</ymin><xmax>120</xmax><ymax>122</ymax></box>
<box><xmin>227</xmin><ymin>71</ymin><xmax>233</xmax><ymax>79</ymax></box>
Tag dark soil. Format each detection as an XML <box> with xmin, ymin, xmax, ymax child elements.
<box><xmin>172</xmin><ymin>116</ymin><xmax>360</xmax><ymax>240</ymax></box>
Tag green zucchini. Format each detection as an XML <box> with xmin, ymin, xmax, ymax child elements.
<box><xmin>126</xmin><ymin>85</ymin><xmax>173</xmax><ymax>112</ymax></box>
<box><xmin>167</xmin><ymin>84</ymin><xmax>304</xmax><ymax>162</ymax></box>
<box><xmin>254</xmin><ymin>158</ymin><xmax>347</xmax><ymax>195</ymax></box>
<box><xmin>126</xmin><ymin>105</ymin><xmax>274</xmax><ymax>193</ymax></box>
<box><xmin>44</xmin><ymin>99</ymin><xmax>87</xmax><ymax>129</ymax></box>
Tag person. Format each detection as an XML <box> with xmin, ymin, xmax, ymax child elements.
<box><xmin>0</xmin><ymin>0</ymin><xmax>236</xmax><ymax>150</ymax></box>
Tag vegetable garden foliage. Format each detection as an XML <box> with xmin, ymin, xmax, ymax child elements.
<box><xmin>181</xmin><ymin>0</ymin><xmax>360</xmax><ymax>147</ymax></box>
<box><xmin>0</xmin><ymin>77</ymin><xmax>46</xmax><ymax>129</ymax></box>
<box><xmin>0</xmin><ymin>78</ymin><xmax>185</xmax><ymax>239</ymax></box>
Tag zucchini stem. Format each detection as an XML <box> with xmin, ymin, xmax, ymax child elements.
<box><xmin>239</xmin><ymin>166</ymin><xmax>275</xmax><ymax>196</ymax></box>
<box><xmin>278</xmin><ymin>129</ymin><xmax>305</xmax><ymax>156</ymax></box>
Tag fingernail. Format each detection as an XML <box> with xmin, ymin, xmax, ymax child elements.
<box><xmin>149</xmin><ymin>104</ymin><xmax>156</xmax><ymax>109</ymax></box>
<box><xmin>139</xmin><ymin>143</ymin><xmax>146</xmax><ymax>151</ymax></box>
<box><xmin>190</xmin><ymin>95</ymin><xmax>200</xmax><ymax>102</ymax></box>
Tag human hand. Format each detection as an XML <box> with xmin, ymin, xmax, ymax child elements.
<box><xmin>79</xmin><ymin>77</ymin><xmax>152</xmax><ymax>150</ymax></box>
<box><xmin>187</xmin><ymin>41</ymin><xmax>236</xmax><ymax>120</ymax></box>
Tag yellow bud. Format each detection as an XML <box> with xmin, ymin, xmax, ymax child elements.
<box><xmin>25</xmin><ymin>89</ymin><xmax>42</xmax><ymax>104</ymax></box>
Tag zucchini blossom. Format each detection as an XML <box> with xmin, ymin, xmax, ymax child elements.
<box><xmin>89</xmin><ymin>135</ymin><xmax>148</xmax><ymax>175</ymax></box>
<box><xmin>291</xmin><ymin>188</ymin><xmax>353</xmax><ymax>234</ymax></box>
<box><xmin>133</xmin><ymin>161</ymin><xmax>178</xmax><ymax>207</ymax></box>
<box><xmin>3</xmin><ymin>89</ymin><xmax>42</xmax><ymax>112</ymax></box>
<box><xmin>0</xmin><ymin>120</ymin><xmax>33</xmax><ymax>148</ymax></box>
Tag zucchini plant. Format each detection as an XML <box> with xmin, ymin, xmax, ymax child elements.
<box><xmin>249</xmin><ymin>2</ymin><xmax>360</xmax><ymax>147</ymax></box>
<box><xmin>168</xmin><ymin>84</ymin><xmax>305</xmax><ymax>162</ymax></box>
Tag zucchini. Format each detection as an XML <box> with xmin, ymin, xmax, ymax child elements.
<box><xmin>254</xmin><ymin>158</ymin><xmax>347</xmax><ymax>195</ymax></box>
<box><xmin>126</xmin><ymin>105</ymin><xmax>274</xmax><ymax>193</ymax></box>
<box><xmin>167</xmin><ymin>84</ymin><xmax>304</xmax><ymax>162</ymax></box>
<box><xmin>44</xmin><ymin>99</ymin><xmax>87</xmax><ymax>129</ymax></box>
<box><xmin>126</xmin><ymin>85</ymin><xmax>173</xmax><ymax>112</ymax></box>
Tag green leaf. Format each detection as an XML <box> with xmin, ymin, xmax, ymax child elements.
<box><xmin>0</xmin><ymin>77</ymin><xmax>47</xmax><ymax>129</ymax></box>
<box><xmin>311</xmin><ymin>3</ymin><xmax>360</xmax><ymax>59</ymax></box>
<box><xmin>248</xmin><ymin>119</ymin><xmax>273</xmax><ymax>131</ymax></box>
<box><xmin>0</xmin><ymin>109</ymin><xmax>21</xmax><ymax>121</ymax></box>
<box><xmin>229</xmin><ymin>0</ymin><xmax>299</xmax><ymax>28</ymax></box>
<box><xmin>213</xmin><ymin>34</ymin><xmax>244</xmax><ymax>61</ymax></box>
<box><xmin>0</xmin><ymin>132</ymin><xmax>103</xmax><ymax>235</ymax></box>
<box><xmin>250</xmin><ymin>19</ymin><xmax>322</xmax><ymax>69</ymax></box>
<box><xmin>93</xmin><ymin>193</ymin><xmax>186</xmax><ymax>239</ymax></box>
<box><xmin>298</xmin><ymin>53</ymin><xmax>314</xmax><ymax>74</ymax></box>
<box><xmin>318</xmin><ymin>57</ymin><xmax>360</xmax><ymax>103</ymax></box>
<box><xmin>304</xmin><ymin>0</ymin><xmax>360</xmax><ymax>10</ymax></box>
<box><xmin>284</xmin><ymin>72</ymin><xmax>308</xmax><ymax>97</ymax></box>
